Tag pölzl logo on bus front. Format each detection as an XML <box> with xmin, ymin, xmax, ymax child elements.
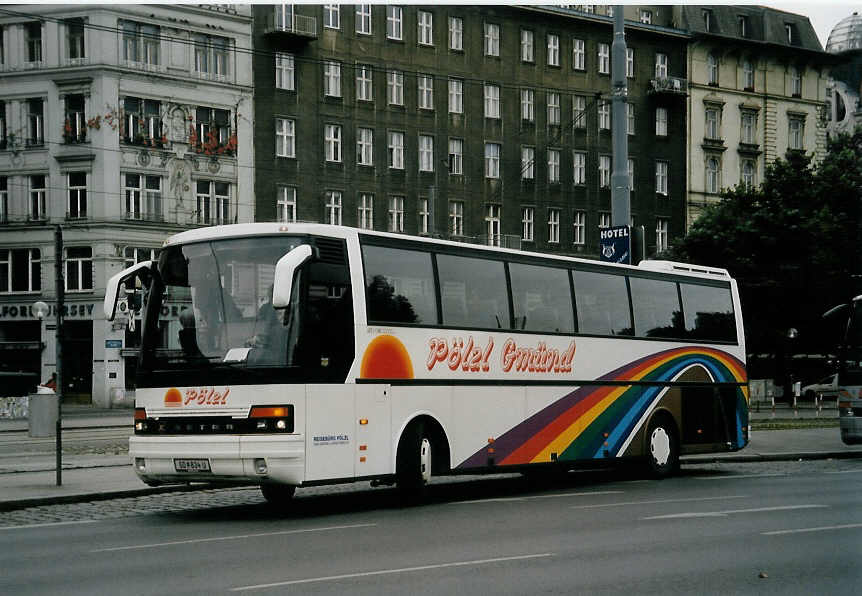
<box><xmin>163</xmin><ymin>387</ymin><xmax>231</xmax><ymax>407</ymax></box>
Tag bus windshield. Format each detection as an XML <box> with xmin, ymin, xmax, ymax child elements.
<box><xmin>137</xmin><ymin>235</ymin><xmax>354</xmax><ymax>386</ymax></box>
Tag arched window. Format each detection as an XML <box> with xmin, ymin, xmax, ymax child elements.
<box><xmin>741</xmin><ymin>159</ymin><xmax>756</xmax><ymax>189</ymax></box>
<box><xmin>742</xmin><ymin>58</ymin><xmax>754</xmax><ymax>90</ymax></box>
<box><xmin>707</xmin><ymin>53</ymin><xmax>719</xmax><ymax>85</ymax></box>
<box><xmin>706</xmin><ymin>156</ymin><xmax>720</xmax><ymax>193</ymax></box>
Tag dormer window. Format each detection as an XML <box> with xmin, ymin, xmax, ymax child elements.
<box><xmin>738</xmin><ymin>15</ymin><xmax>748</xmax><ymax>38</ymax></box>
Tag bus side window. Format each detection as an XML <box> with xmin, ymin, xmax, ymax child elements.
<box><xmin>573</xmin><ymin>269</ymin><xmax>633</xmax><ymax>336</ymax></box>
<box><xmin>509</xmin><ymin>262</ymin><xmax>574</xmax><ymax>334</ymax></box>
<box><xmin>362</xmin><ymin>245</ymin><xmax>436</xmax><ymax>325</ymax></box>
<box><xmin>680</xmin><ymin>282</ymin><xmax>736</xmax><ymax>343</ymax></box>
<box><xmin>437</xmin><ymin>254</ymin><xmax>511</xmax><ymax>330</ymax></box>
<box><xmin>629</xmin><ymin>276</ymin><xmax>682</xmax><ymax>339</ymax></box>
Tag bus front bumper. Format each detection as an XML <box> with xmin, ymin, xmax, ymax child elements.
<box><xmin>129</xmin><ymin>434</ymin><xmax>306</xmax><ymax>486</ymax></box>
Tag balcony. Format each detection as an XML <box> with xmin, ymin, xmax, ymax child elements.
<box><xmin>649</xmin><ymin>76</ymin><xmax>688</xmax><ymax>96</ymax></box>
<box><xmin>263</xmin><ymin>12</ymin><xmax>318</xmax><ymax>46</ymax></box>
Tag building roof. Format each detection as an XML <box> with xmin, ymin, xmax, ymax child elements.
<box><xmin>826</xmin><ymin>12</ymin><xmax>862</xmax><ymax>53</ymax></box>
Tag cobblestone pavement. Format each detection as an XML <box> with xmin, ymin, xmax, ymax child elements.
<box><xmin>1</xmin><ymin>459</ymin><xmax>860</xmax><ymax>528</ymax></box>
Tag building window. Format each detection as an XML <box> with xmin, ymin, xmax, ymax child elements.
<box><xmin>418</xmin><ymin>75</ymin><xmax>434</xmax><ymax>110</ymax></box>
<box><xmin>388</xmin><ymin>195</ymin><xmax>405</xmax><ymax>232</ymax></box>
<box><xmin>741</xmin><ymin>110</ymin><xmax>757</xmax><ymax>144</ymax></box>
<box><xmin>599</xmin><ymin>155</ymin><xmax>611</xmax><ymax>188</ymax></box>
<box><xmin>418</xmin><ymin>10</ymin><xmax>433</xmax><ymax>46</ymax></box>
<box><xmin>27</xmin><ymin>98</ymin><xmax>44</xmax><ymax>146</ymax></box>
<box><xmin>573</xmin><ymin>210</ymin><xmax>586</xmax><ymax>245</ymax></box>
<box><xmin>29</xmin><ymin>174</ymin><xmax>46</xmax><ymax>220</ymax></box>
<box><xmin>356</xmin><ymin>65</ymin><xmax>373</xmax><ymax>101</ymax></box>
<box><xmin>640</xmin><ymin>10</ymin><xmax>652</xmax><ymax>24</ymax></box>
<box><xmin>598</xmin><ymin>43</ymin><xmax>610</xmax><ymax>74</ymax></box>
<box><xmin>0</xmin><ymin>102</ymin><xmax>6</xmax><ymax>149</ymax></box>
<box><xmin>0</xmin><ymin>177</ymin><xmax>7</xmax><ymax>223</ymax></box>
<box><xmin>448</xmin><ymin>78</ymin><xmax>463</xmax><ymax>113</ymax></box>
<box><xmin>486</xmin><ymin>205</ymin><xmax>501</xmax><ymax>246</ymax></box>
<box><xmin>387</xmin><ymin>6</ymin><xmax>403</xmax><ymax>40</ymax></box>
<box><xmin>275</xmin><ymin>53</ymin><xmax>295</xmax><ymax>90</ymax></box>
<box><xmin>790</xmin><ymin>66</ymin><xmax>802</xmax><ymax>96</ymax></box>
<box><xmin>67</xmin><ymin>17</ymin><xmax>85</xmax><ymax>61</ymax></box>
<box><xmin>573</xmin><ymin>151</ymin><xmax>586</xmax><ymax>185</ymax></box>
<box><xmin>325</xmin><ymin>190</ymin><xmax>342</xmax><ymax>225</ymax></box>
<box><xmin>655</xmin><ymin>107</ymin><xmax>668</xmax><ymax>136</ymax></box>
<box><xmin>655</xmin><ymin>53</ymin><xmax>668</xmax><ymax>78</ymax></box>
<box><xmin>548</xmin><ymin>149</ymin><xmax>560</xmax><ymax>183</ymax></box>
<box><xmin>277</xmin><ymin>186</ymin><xmax>297</xmax><ymax>223</ymax></box>
<box><xmin>122</xmin><ymin>97</ymin><xmax>163</xmax><ymax>146</ymax></box>
<box><xmin>388</xmin><ymin>70</ymin><xmax>404</xmax><ymax>106</ymax></box>
<box><xmin>323</xmin><ymin>5</ymin><xmax>340</xmax><ymax>29</ymax></box>
<box><xmin>522</xmin><ymin>207</ymin><xmax>534</xmax><ymax>241</ymax></box>
<box><xmin>357</xmin><ymin>193</ymin><xmax>374</xmax><ymax>229</ymax></box>
<box><xmin>656</xmin><ymin>161</ymin><xmax>669</xmax><ymax>195</ymax></box>
<box><xmin>484</xmin><ymin>23</ymin><xmax>500</xmax><ymax>56</ymax></box>
<box><xmin>194</xmin><ymin>106</ymin><xmax>230</xmax><ymax>150</ymax></box>
<box><xmin>742</xmin><ymin>59</ymin><xmax>754</xmax><ymax>90</ymax></box>
<box><xmin>738</xmin><ymin>15</ymin><xmax>748</xmax><ymax>37</ymax></box>
<box><xmin>357</xmin><ymin>127</ymin><xmax>373</xmax><ymax>166</ymax></box>
<box><xmin>124</xmin><ymin>173</ymin><xmax>162</xmax><ymax>220</ymax></box>
<box><xmin>448</xmin><ymin>138</ymin><xmax>463</xmax><ymax>174</ymax></box>
<box><xmin>449</xmin><ymin>200</ymin><xmax>464</xmax><ymax>236</ymax></box>
<box><xmin>418</xmin><ymin>198</ymin><xmax>429</xmax><ymax>234</ymax></box>
<box><xmin>548</xmin><ymin>209</ymin><xmax>561</xmax><ymax>244</ymax></box>
<box><xmin>548</xmin><ymin>93</ymin><xmax>561</xmax><ymax>125</ymax></box>
<box><xmin>547</xmin><ymin>34</ymin><xmax>560</xmax><ymax>66</ymax></box>
<box><xmin>628</xmin><ymin>158</ymin><xmax>635</xmax><ymax>191</ymax></box>
<box><xmin>64</xmin><ymin>94</ymin><xmax>86</xmax><ymax>143</ymax></box>
<box><xmin>599</xmin><ymin>212</ymin><xmax>611</xmax><ymax>229</ymax></box>
<box><xmin>741</xmin><ymin>159</ymin><xmax>757</xmax><ymax>189</ymax></box>
<box><xmin>388</xmin><ymin>131</ymin><xmax>404</xmax><ymax>169</ymax></box>
<box><xmin>356</xmin><ymin>5</ymin><xmax>372</xmax><ymax>35</ymax></box>
<box><xmin>484</xmin><ymin>84</ymin><xmax>500</xmax><ymax>119</ymax></box>
<box><xmin>573</xmin><ymin>38</ymin><xmax>585</xmax><ymax>70</ymax></box>
<box><xmin>521</xmin><ymin>29</ymin><xmax>534</xmax><ymax>62</ymax></box>
<box><xmin>324</xmin><ymin>61</ymin><xmax>341</xmax><ymax>97</ymax></box>
<box><xmin>67</xmin><ymin>172</ymin><xmax>87</xmax><ymax>219</ymax></box>
<box><xmin>626</xmin><ymin>47</ymin><xmax>634</xmax><ymax>78</ymax></box>
<box><xmin>521</xmin><ymin>89</ymin><xmax>535</xmax><ymax>122</ymax></box>
<box><xmin>705</xmin><ymin>107</ymin><xmax>721</xmax><ymax>140</ymax></box>
<box><xmin>122</xmin><ymin>20</ymin><xmax>159</xmax><ymax>66</ymax></box>
<box><xmin>521</xmin><ymin>146</ymin><xmax>535</xmax><ymax>180</ymax></box>
<box><xmin>324</xmin><ymin>124</ymin><xmax>342</xmax><ymax>162</ymax></box>
<box><xmin>0</xmin><ymin>248</ymin><xmax>41</xmax><ymax>293</ymax></box>
<box><xmin>419</xmin><ymin>134</ymin><xmax>434</xmax><ymax>172</ymax></box>
<box><xmin>276</xmin><ymin>118</ymin><xmax>295</xmax><ymax>158</ymax></box>
<box><xmin>656</xmin><ymin>218</ymin><xmax>669</xmax><ymax>253</ymax></box>
<box><xmin>65</xmin><ymin>247</ymin><xmax>93</xmax><ymax>292</ymax></box>
<box><xmin>485</xmin><ymin>143</ymin><xmax>501</xmax><ymax>178</ymax></box>
<box><xmin>707</xmin><ymin>53</ymin><xmax>719</xmax><ymax>85</ymax></box>
<box><xmin>193</xmin><ymin>34</ymin><xmax>230</xmax><ymax>79</ymax></box>
<box><xmin>789</xmin><ymin>117</ymin><xmax>804</xmax><ymax>150</ymax></box>
<box><xmin>124</xmin><ymin>247</ymin><xmax>158</xmax><ymax>270</ymax></box>
<box><xmin>706</xmin><ymin>156</ymin><xmax>721</xmax><ymax>193</ymax></box>
<box><xmin>448</xmin><ymin>16</ymin><xmax>462</xmax><ymax>51</ymax></box>
<box><xmin>627</xmin><ymin>103</ymin><xmax>635</xmax><ymax>135</ymax></box>
<box><xmin>26</xmin><ymin>21</ymin><xmax>42</xmax><ymax>63</ymax></box>
<box><xmin>703</xmin><ymin>9</ymin><xmax>713</xmax><ymax>32</ymax></box>
<box><xmin>573</xmin><ymin>95</ymin><xmax>586</xmax><ymax>127</ymax></box>
<box><xmin>598</xmin><ymin>101</ymin><xmax>610</xmax><ymax>130</ymax></box>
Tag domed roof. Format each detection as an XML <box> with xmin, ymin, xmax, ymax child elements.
<box><xmin>826</xmin><ymin>12</ymin><xmax>862</xmax><ymax>53</ymax></box>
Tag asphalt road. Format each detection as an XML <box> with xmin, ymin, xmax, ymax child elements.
<box><xmin>1</xmin><ymin>460</ymin><xmax>860</xmax><ymax>596</ymax></box>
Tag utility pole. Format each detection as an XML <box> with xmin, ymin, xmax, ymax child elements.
<box><xmin>610</xmin><ymin>6</ymin><xmax>630</xmax><ymax>229</ymax></box>
<box><xmin>54</xmin><ymin>225</ymin><xmax>64</xmax><ymax>486</ymax></box>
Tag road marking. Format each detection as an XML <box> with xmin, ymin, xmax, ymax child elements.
<box><xmin>693</xmin><ymin>473</ymin><xmax>787</xmax><ymax>480</ymax></box>
<box><xmin>90</xmin><ymin>523</ymin><xmax>375</xmax><ymax>552</ymax></box>
<box><xmin>230</xmin><ymin>553</ymin><xmax>554</xmax><ymax>591</ymax></box>
<box><xmin>570</xmin><ymin>494</ymin><xmax>747</xmax><ymax>510</ymax></box>
<box><xmin>824</xmin><ymin>469</ymin><xmax>862</xmax><ymax>474</ymax></box>
<box><xmin>644</xmin><ymin>504</ymin><xmax>826</xmax><ymax>520</ymax></box>
<box><xmin>0</xmin><ymin>520</ymin><xmax>97</xmax><ymax>531</ymax></box>
<box><xmin>763</xmin><ymin>523</ymin><xmax>862</xmax><ymax>536</ymax></box>
<box><xmin>455</xmin><ymin>490</ymin><xmax>623</xmax><ymax>505</ymax></box>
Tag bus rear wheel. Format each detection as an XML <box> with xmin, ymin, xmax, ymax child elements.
<box><xmin>644</xmin><ymin>414</ymin><xmax>679</xmax><ymax>479</ymax></box>
<box><xmin>396</xmin><ymin>422</ymin><xmax>432</xmax><ymax>503</ymax></box>
<box><xmin>260</xmin><ymin>483</ymin><xmax>296</xmax><ymax>505</ymax></box>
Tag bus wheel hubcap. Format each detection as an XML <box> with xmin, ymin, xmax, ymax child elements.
<box><xmin>650</xmin><ymin>427</ymin><xmax>671</xmax><ymax>466</ymax></box>
<box><xmin>420</xmin><ymin>438</ymin><xmax>431</xmax><ymax>483</ymax></box>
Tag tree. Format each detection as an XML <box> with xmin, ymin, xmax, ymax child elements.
<box><xmin>666</xmin><ymin>132</ymin><xmax>862</xmax><ymax>376</ymax></box>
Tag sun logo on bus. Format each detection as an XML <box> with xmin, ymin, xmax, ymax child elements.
<box><xmin>360</xmin><ymin>335</ymin><xmax>414</xmax><ymax>379</ymax></box>
<box><xmin>164</xmin><ymin>387</ymin><xmax>183</xmax><ymax>408</ymax></box>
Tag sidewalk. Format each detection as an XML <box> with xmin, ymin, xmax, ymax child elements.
<box><xmin>1</xmin><ymin>404</ymin><xmax>860</xmax><ymax>512</ymax></box>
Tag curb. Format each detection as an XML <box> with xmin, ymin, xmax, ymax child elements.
<box><xmin>683</xmin><ymin>450</ymin><xmax>862</xmax><ymax>464</ymax></box>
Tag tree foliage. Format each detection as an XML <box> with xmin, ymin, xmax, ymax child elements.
<box><xmin>666</xmin><ymin>132</ymin><xmax>862</xmax><ymax>362</ymax></box>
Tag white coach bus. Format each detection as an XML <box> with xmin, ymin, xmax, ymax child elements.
<box><xmin>105</xmin><ymin>223</ymin><xmax>749</xmax><ymax>503</ymax></box>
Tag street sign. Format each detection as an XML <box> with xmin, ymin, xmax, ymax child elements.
<box><xmin>599</xmin><ymin>225</ymin><xmax>631</xmax><ymax>264</ymax></box>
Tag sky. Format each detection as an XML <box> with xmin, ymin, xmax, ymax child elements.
<box><xmin>767</xmin><ymin>3</ymin><xmax>857</xmax><ymax>48</ymax></box>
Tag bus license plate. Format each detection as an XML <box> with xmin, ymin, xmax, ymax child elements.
<box><xmin>174</xmin><ymin>458</ymin><xmax>211</xmax><ymax>473</ymax></box>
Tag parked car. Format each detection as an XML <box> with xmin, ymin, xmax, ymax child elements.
<box><xmin>801</xmin><ymin>374</ymin><xmax>839</xmax><ymax>400</ymax></box>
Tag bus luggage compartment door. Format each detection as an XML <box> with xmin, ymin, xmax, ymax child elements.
<box><xmin>305</xmin><ymin>385</ymin><xmax>356</xmax><ymax>481</ymax></box>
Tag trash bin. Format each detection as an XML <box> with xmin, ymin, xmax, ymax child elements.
<box><xmin>29</xmin><ymin>389</ymin><xmax>58</xmax><ymax>438</ymax></box>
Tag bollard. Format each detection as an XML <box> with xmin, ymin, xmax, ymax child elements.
<box><xmin>28</xmin><ymin>391</ymin><xmax>59</xmax><ymax>437</ymax></box>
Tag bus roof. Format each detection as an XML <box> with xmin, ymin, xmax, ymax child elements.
<box><xmin>163</xmin><ymin>223</ymin><xmax>732</xmax><ymax>281</ymax></box>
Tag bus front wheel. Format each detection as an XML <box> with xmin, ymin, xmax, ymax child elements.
<box><xmin>396</xmin><ymin>422</ymin><xmax>432</xmax><ymax>502</ymax></box>
<box><xmin>260</xmin><ymin>483</ymin><xmax>296</xmax><ymax>505</ymax></box>
<box><xmin>644</xmin><ymin>414</ymin><xmax>679</xmax><ymax>479</ymax></box>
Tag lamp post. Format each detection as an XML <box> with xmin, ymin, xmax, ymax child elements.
<box><xmin>54</xmin><ymin>226</ymin><xmax>64</xmax><ymax>486</ymax></box>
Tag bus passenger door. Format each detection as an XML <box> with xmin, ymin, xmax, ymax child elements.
<box><xmin>355</xmin><ymin>384</ymin><xmax>392</xmax><ymax>477</ymax></box>
<box><xmin>304</xmin><ymin>385</ymin><xmax>356</xmax><ymax>481</ymax></box>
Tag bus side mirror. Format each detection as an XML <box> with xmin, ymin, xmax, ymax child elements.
<box><xmin>104</xmin><ymin>260</ymin><xmax>155</xmax><ymax>321</ymax></box>
<box><xmin>272</xmin><ymin>244</ymin><xmax>315</xmax><ymax>309</ymax></box>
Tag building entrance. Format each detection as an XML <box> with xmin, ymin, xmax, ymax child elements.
<box><xmin>63</xmin><ymin>320</ymin><xmax>93</xmax><ymax>402</ymax></box>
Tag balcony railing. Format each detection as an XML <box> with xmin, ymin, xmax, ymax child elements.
<box><xmin>649</xmin><ymin>76</ymin><xmax>688</xmax><ymax>96</ymax></box>
<box><xmin>263</xmin><ymin>12</ymin><xmax>318</xmax><ymax>40</ymax></box>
